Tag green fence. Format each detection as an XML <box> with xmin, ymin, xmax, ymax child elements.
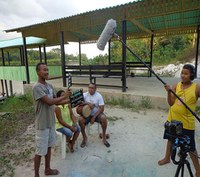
<box><xmin>0</xmin><ymin>65</ymin><xmax>62</xmax><ymax>82</ymax></box>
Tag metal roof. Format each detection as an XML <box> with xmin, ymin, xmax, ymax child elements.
<box><xmin>5</xmin><ymin>0</ymin><xmax>200</xmax><ymax>46</ymax></box>
<box><xmin>0</xmin><ymin>36</ymin><xmax>46</xmax><ymax>49</ymax></box>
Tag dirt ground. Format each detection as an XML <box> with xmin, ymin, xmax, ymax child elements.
<box><xmin>14</xmin><ymin>105</ymin><xmax>200</xmax><ymax>177</ymax></box>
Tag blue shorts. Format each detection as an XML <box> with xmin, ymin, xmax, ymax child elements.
<box><xmin>56</xmin><ymin>125</ymin><xmax>80</xmax><ymax>137</ymax></box>
<box><xmin>84</xmin><ymin>113</ymin><xmax>105</xmax><ymax>125</ymax></box>
<box><xmin>163</xmin><ymin>128</ymin><xmax>196</xmax><ymax>152</ymax></box>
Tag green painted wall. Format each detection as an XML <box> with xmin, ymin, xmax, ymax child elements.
<box><xmin>0</xmin><ymin>65</ymin><xmax>62</xmax><ymax>82</ymax></box>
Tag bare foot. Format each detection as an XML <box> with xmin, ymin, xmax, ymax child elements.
<box><xmin>44</xmin><ymin>169</ymin><xmax>59</xmax><ymax>175</ymax></box>
<box><xmin>80</xmin><ymin>137</ymin><xmax>87</xmax><ymax>148</ymax></box>
<box><xmin>68</xmin><ymin>142</ymin><xmax>74</xmax><ymax>153</ymax></box>
<box><xmin>158</xmin><ymin>158</ymin><xmax>170</xmax><ymax>166</ymax></box>
<box><xmin>195</xmin><ymin>171</ymin><xmax>200</xmax><ymax>177</ymax></box>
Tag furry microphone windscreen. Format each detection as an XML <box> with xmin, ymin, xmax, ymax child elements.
<box><xmin>97</xmin><ymin>19</ymin><xmax>117</xmax><ymax>51</ymax></box>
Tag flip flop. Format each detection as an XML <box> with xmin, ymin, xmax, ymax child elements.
<box><xmin>45</xmin><ymin>169</ymin><xmax>59</xmax><ymax>175</ymax></box>
<box><xmin>99</xmin><ymin>133</ymin><xmax>110</xmax><ymax>139</ymax></box>
<box><xmin>104</xmin><ymin>141</ymin><xmax>110</xmax><ymax>147</ymax></box>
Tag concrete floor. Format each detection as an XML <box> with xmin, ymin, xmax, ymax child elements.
<box><xmin>3</xmin><ymin>76</ymin><xmax>200</xmax><ymax>177</ymax></box>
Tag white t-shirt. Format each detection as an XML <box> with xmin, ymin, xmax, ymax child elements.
<box><xmin>83</xmin><ymin>91</ymin><xmax>104</xmax><ymax>116</ymax></box>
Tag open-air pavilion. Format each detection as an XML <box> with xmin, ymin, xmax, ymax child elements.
<box><xmin>0</xmin><ymin>37</ymin><xmax>47</xmax><ymax>97</ymax></box>
<box><xmin>1</xmin><ymin>0</ymin><xmax>199</xmax><ymax>94</ymax></box>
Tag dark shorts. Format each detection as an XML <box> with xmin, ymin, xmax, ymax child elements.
<box><xmin>84</xmin><ymin>113</ymin><xmax>105</xmax><ymax>125</ymax></box>
<box><xmin>163</xmin><ymin>128</ymin><xmax>196</xmax><ymax>152</ymax></box>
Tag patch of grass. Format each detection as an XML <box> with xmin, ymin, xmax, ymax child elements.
<box><xmin>105</xmin><ymin>95</ymin><xmax>136</xmax><ymax>109</ymax></box>
<box><xmin>138</xmin><ymin>96</ymin><xmax>153</xmax><ymax>109</ymax></box>
<box><xmin>0</xmin><ymin>93</ymin><xmax>35</xmax><ymax>177</ymax></box>
<box><xmin>0</xmin><ymin>93</ymin><xmax>33</xmax><ymax>113</ymax></box>
<box><xmin>105</xmin><ymin>95</ymin><xmax>153</xmax><ymax>111</ymax></box>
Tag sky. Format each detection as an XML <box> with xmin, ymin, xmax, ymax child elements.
<box><xmin>0</xmin><ymin>0</ymin><xmax>134</xmax><ymax>58</ymax></box>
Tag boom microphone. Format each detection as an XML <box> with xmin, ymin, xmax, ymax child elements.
<box><xmin>97</xmin><ymin>19</ymin><xmax>116</xmax><ymax>51</ymax></box>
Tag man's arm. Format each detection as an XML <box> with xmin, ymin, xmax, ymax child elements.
<box><xmin>40</xmin><ymin>95</ymin><xmax>70</xmax><ymax>106</ymax></box>
<box><xmin>42</xmin><ymin>89</ymin><xmax>71</xmax><ymax>106</ymax></box>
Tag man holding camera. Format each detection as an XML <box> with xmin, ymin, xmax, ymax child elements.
<box><xmin>158</xmin><ymin>64</ymin><xmax>200</xmax><ymax>177</ymax></box>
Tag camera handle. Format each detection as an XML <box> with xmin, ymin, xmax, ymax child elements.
<box><xmin>114</xmin><ymin>33</ymin><xmax>200</xmax><ymax>123</ymax></box>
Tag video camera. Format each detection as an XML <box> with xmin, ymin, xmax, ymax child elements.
<box><xmin>164</xmin><ymin>120</ymin><xmax>191</xmax><ymax>164</ymax></box>
<box><xmin>164</xmin><ymin>120</ymin><xmax>183</xmax><ymax>137</ymax></box>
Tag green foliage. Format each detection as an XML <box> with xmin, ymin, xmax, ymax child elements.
<box><xmin>196</xmin><ymin>106</ymin><xmax>200</xmax><ymax>115</ymax></box>
<box><xmin>110</xmin><ymin>34</ymin><xmax>195</xmax><ymax>65</ymax></box>
<box><xmin>152</xmin><ymin>34</ymin><xmax>194</xmax><ymax>65</ymax></box>
<box><xmin>0</xmin><ymin>34</ymin><xmax>196</xmax><ymax>67</ymax></box>
<box><xmin>90</xmin><ymin>54</ymin><xmax>108</xmax><ymax>65</ymax></box>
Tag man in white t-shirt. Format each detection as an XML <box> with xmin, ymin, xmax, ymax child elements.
<box><xmin>79</xmin><ymin>83</ymin><xmax>110</xmax><ymax>148</ymax></box>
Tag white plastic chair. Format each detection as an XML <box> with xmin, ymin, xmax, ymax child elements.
<box><xmin>56</xmin><ymin>131</ymin><xmax>66</xmax><ymax>159</ymax></box>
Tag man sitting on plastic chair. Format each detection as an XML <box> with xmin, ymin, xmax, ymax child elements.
<box><xmin>55</xmin><ymin>90</ymin><xmax>80</xmax><ymax>153</ymax></box>
<box><xmin>78</xmin><ymin>83</ymin><xmax>110</xmax><ymax>148</ymax></box>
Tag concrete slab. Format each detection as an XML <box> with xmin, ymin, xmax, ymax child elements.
<box><xmin>12</xmin><ymin>76</ymin><xmax>200</xmax><ymax>177</ymax></box>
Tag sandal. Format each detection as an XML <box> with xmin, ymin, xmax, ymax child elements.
<box><xmin>99</xmin><ymin>133</ymin><xmax>110</xmax><ymax>139</ymax></box>
<box><xmin>103</xmin><ymin>140</ymin><xmax>110</xmax><ymax>148</ymax></box>
<box><xmin>45</xmin><ymin>169</ymin><xmax>59</xmax><ymax>175</ymax></box>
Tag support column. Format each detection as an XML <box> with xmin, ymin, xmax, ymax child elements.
<box><xmin>7</xmin><ymin>51</ymin><xmax>13</xmax><ymax>96</ymax></box>
<box><xmin>60</xmin><ymin>31</ymin><xmax>66</xmax><ymax>87</ymax></box>
<box><xmin>39</xmin><ymin>45</ymin><xmax>42</xmax><ymax>62</ymax></box>
<box><xmin>79</xmin><ymin>40</ymin><xmax>82</xmax><ymax>72</ymax></box>
<box><xmin>122</xmin><ymin>20</ymin><xmax>127</xmax><ymax>92</ymax></box>
<box><xmin>23</xmin><ymin>37</ymin><xmax>30</xmax><ymax>84</ymax></box>
<box><xmin>43</xmin><ymin>44</ymin><xmax>47</xmax><ymax>64</ymax></box>
<box><xmin>149</xmin><ymin>33</ymin><xmax>154</xmax><ymax>77</ymax></box>
<box><xmin>7</xmin><ymin>52</ymin><xmax>10</xmax><ymax>65</ymax></box>
<box><xmin>20</xmin><ymin>46</ymin><xmax>26</xmax><ymax>84</ymax></box>
<box><xmin>1</xmin><ymin>80</ymin><xmax>4</xmax><ymax>96</ymax></box>
<box><xmin>9</xmin><ymin>80</ymin><xmax>13</xmax><ymax>96</ymax></box>
<box><xmin>108</xmin><ymin>40</ymin><xmax>111</xmax><ymax>73</ymax></box>
<box><xmin>4</xmin><ymin>80</ymin><xmax>8</xmax><ymax>97</ymax></box>
<box><xmin>1</xmin><ymin>48</ymin><xmax>7</xmax><ymax>96</ymax></box>
<box><xmin>1</xmin><ymin>48</ymin><xmax>5</xmax><ymax>66</ymax></box>
<box><xmin>195</xmin><ymin>25</ymin><xmax>199</xmax><ymax>78</ymax></box>
<box><xmin>19</xmin><ymin>47</ymin><xmax>25</xmax><ymax>65</ymax></box>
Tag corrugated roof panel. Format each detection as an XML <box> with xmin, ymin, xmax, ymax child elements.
<box><xmin>4</xmin><ymin>0</ymin><xmax>200</xmax><ymax>45</ymax></box>
<box><xmin>0</xmin><ymin>37</ymin><xmax>46</xmax><ymax>49</ymax></box>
